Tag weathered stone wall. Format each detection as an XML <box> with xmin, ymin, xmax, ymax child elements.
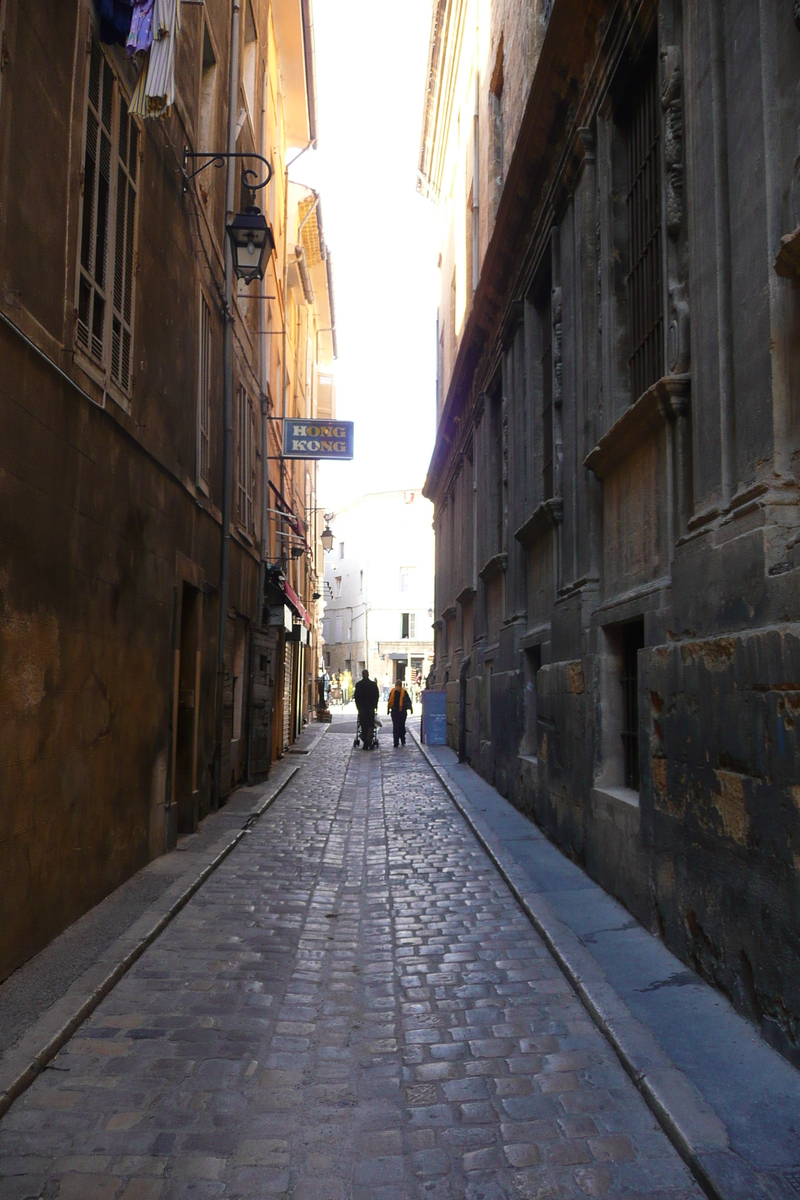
<box><xmin>0</xmin><ymin>321</ymin><xmax>235</xmax><ymax>979</ymax></box>
<box><xmin>0</xmin><ymin>0</ymin><xmax>273</xmax><ymax>980</ymax></box>
<box><xmin>425</xmin><ymin>0</ymin><xmax>800</xmax><ymax>1063</ymax></box>
<box><xmin>641</xmin><ymin>629</ymin><xmax>800</xmax><ymax>1063</ymax></box>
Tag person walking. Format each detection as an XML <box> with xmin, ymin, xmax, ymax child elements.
<box><xmin>388</xmin><ymin>679</ymin><xmax>413</xmax><ymax>747</ymax></box>
<box><xmin>354</xmin><ymin>669</ymin><xmax>379</xmax><ymax>750</ymax></box>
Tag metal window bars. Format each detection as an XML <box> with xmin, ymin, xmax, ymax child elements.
<box><xmin>540</xmin><ymin>290</ymin><xmax>554</xmax><ymax>500</ymax></box>
<box><xmin>625</xmin><ymin>54</ymin><xmax>664</xmax><ymax>404</ymax></box>
<box><xmin>621</xmin><ymin>621</ymin><xmax>644</xmax><ymax>791</ymax></box>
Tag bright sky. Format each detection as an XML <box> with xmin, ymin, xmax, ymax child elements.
<box><xmin>290</xmin><ymin>0</ymin><xmax>440</xmax><ymax>511</ymax></box>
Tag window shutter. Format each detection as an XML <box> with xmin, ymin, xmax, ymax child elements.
<box><xmin>77</xmin><ymin>37</ymin><xmax>138</xmax><ymax>396</ymax></box>
<box><xmin>249</xmin><ymin>398</ymin><xmax>256</xmax><ymax>531</ymax></box>
<box><xmin>198</xmin><ymin>297</ymin><xmax>211</xmax><ymax>485</ymax></box>
<box><xmin>111</xmin><ymin>116</ymin><xmax>138</xmax><ymax>392</ymax></box>
<box><xmin>237</xmin><ymin>385</ymin><xmax>254</xmax><ymax>530</ymax></box>
<box><xmin>77</xmin><ymin>43</ymin><xmax>114</xmax><ymax>363</ymax></box>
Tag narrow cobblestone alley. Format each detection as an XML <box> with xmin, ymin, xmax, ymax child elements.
<box><xmin>0</xmin><ymin>725</ymin><xmax>703</xmax><ymax>1200</ymax></box>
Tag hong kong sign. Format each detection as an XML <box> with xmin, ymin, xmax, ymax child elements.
<box><xmin>282</xmin><ymin>419</ymin><xmax>354</xmax><ymax>460</ymax></box>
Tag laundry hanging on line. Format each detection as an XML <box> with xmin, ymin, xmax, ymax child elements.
<box><xmin>127</xmin><ymin>0</ymin><xmax>155</xmax><ymax>57</ymax></box>
<box><xmin>129</xmin><ymin>0</ymin><xmax>181</xmax><ymax>119</ymax></box>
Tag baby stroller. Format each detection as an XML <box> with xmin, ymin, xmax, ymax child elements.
<box><xmin>354</xmin><ymin>713</ymin><xmax>380</xmax><ymax>749</ymax></box>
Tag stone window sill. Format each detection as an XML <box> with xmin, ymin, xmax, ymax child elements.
<box><xmin>591</xmin><ymin>784</ymin><xmax>640</xmax><ymax>811</ymax></box>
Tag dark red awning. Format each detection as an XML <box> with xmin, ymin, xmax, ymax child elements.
<box><xmin>283</xmin><ymin>580</ymin><xmax>311</xmax><ymax>629</ymax></box>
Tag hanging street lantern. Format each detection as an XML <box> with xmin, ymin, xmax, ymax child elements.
<box><xmin>226</xmin><ymin>204</ymin><xmax>274</xmax><ymax>284</ymax></box>
<box><xmin>321</xmin><ymin>525</ymin><xmax>335</xmax><ymax>553</ymax></box>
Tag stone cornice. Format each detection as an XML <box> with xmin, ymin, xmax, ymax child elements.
<box><xmin>584</xmin><ymin>375</ymin><xmax>690</xmax><ymax>481</ymax></box>
<box><xmin>514</xmin><ymin>497</ymin><xmax>564</xmax><ymax>549</ymax></box>
<box><xmin>775</xmin><ymin>226</ymin><xmax>800</xmax><ymax>288</ymax></box>
<box><xmin>478</xmin><ymin>552</ymin><xmax>508</xmax><ymax>584</ymax></box>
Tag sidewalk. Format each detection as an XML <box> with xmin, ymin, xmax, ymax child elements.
<box><xmin>0</xmin><ymin>721</ymin><xmax>326</xmax><ymax>1118</ymax></box>
<box><xmin>414</xmin><ymin>736</ymin><xmax>800</xmax><ymax>1200</ymax></box>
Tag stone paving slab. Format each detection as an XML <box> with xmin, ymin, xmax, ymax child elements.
<box><xmin>0</xmin><ymin>726</ymin><xmax>706</xmax><ymax>1198</ymax></box>
<box><xmin>415</xmin><ymin>736</ymin><xmax>800</xmax><ymax>1200</ymax></box>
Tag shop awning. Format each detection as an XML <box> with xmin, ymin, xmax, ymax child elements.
<box><xmin>283</xmin><ymin>580</ymin><xmax>311</xmax><ymax>629</ymax></box>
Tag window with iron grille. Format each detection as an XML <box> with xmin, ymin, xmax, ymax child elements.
<box><xmin>237</xmin><ymin>384</ymin><xmax>255</xmax><ymax>532</ymax></box>
<box><xmin>625</xmin><ymin>50</ymin><xmax>663</xmax><ymax>404</ymax></box>
<box><xmin>537</xmin><ymin>286</ymin><xmax>554</xmax><ymax>501</ymax></box>
<box><xmin>197</xmin><ymin>296</ymin><xmax>212</xmax><ymax>488</ymax></box>
<box><xmin>620</xmin><ymin>620</ymin><xmax>644</xmax><ymax>791</ymax></box>
<box><xmin>77</xmin><ymin>37</ymin><xmax>139</xmax><ymax>394</ymax></box>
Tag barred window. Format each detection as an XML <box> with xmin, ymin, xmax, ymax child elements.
<box><xmin>625</xmin><ymin>51</ymin><xmax>663</xmax><ymax>403</ymax></box>
<box><xmin>77</xmin><ymin>37</ymin><xmax>138</xmax><ymax>394</ymax></box>
<box><xmin>237</xmin><ymin>384</ymin><xmax>255</xmax><ymax>532</ymax></box>
<box><xmin>621</xmin><ymin>620</ymin><xmax>644</xmax><ymax>791</ymax></box>
<box><xmin>198</xmin><ymin>296</ymin><xmax>211</xmax><ymax>487</ymax></box>
<box><xmin>537</xmin><ymin>285</ymin><xmax>553</xmax><ymax>501</ymax></box>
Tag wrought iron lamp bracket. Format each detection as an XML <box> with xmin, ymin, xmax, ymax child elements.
<box><xmin>182</xmin><ymin>149</ymin><xmax>274</xmax><ymax>198</ymax></box>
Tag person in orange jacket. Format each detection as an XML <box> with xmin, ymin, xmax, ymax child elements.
<box><xmin>387</xmin><ymin>679</ymin><xmax>413</xmax><ymax>747</ymax></box>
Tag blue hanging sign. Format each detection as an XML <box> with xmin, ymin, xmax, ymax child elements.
<box><xmin>282</xmin><ymin>419</ymin><xmax>354</xmax><ymax>460</ymax></box>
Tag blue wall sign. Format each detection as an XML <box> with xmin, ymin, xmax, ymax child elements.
<box><xmin>282</xmin><ymin>420</ymin><xmax>354</xmax><ymax>460</ymax></box>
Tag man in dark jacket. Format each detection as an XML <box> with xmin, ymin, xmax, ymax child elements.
<box><xmin>354</xmin><ymin>669</ymin><xmax>379</xmax><ymax>750</ymax></box>
<box><xmin>387</xmin><ymin>680</ymin><xmax>413</xmax><ymax>747</ymax></box>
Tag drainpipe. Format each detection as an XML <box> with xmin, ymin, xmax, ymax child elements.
<box><xmin>280</xmin><ymin>142</ymin><xmax>313</xmax><ymax>572</ymax></box>
<box><xmin>213</xmin><ymin>0</ymin><xmax>242</xmax><ymax>810</ymax></box>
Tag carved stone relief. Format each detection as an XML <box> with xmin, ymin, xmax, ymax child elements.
<box><xmin>662</xmin><ymin>47</ymin><xmax>684</xmax><ymax>239</ymax></box>
<box><xmin>552</xmin><ymin>286</ymin><xmax>563</xmax><ymax>408</ymax></box>
<box><xmin>667</xmin><ymin>282</ymin><xmax>691</xmax><ymax>376</ymax></box>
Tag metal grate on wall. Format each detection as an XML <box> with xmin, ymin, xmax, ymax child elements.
<box><xmin>625</xmin><ymin>52</ymin><xmax>664</xmax><ymax>404</ymax></box>
<box><xmin>540</xmin><ymin>289</ymin><xmax>553</xmax><ymax>501</ymax></box>
<box><xmin>621</xmin><ymin>621</ymin><xmax>644</xmax><ymax>792</ymax></box>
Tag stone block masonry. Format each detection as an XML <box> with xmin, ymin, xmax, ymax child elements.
<box><xmin>421</xmin><ymin>0</ymin><xmax>800</xmax><ymax>1062</ymax></box>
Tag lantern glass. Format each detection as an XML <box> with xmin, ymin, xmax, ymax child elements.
<box><xmin>226</xmin><ymin>205</ymin><xmax>274</xmax><ymax>283</ymax></box>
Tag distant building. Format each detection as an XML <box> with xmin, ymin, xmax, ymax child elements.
<box><xmin>420</xmin><ymin>0</ymin><xmax>800</xmax><ymax>1064</ymax></box>
<box><xmin>322</xmin><ymin>491</ymin><xmax>434</xmax><ymax>696</ymax></box>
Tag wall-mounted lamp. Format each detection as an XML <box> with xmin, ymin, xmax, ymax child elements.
<box><xmin>227</xmin><ymin>206</ymin><xmax>275</xmax><ymax>284</ymax></box>
<box><xmin>183</xmin><ymin>149</ymin><xmax>275</xmax><ymax>283</ymax></box>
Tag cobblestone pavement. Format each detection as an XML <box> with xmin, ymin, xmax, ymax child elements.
<box><xmin>0</xmin><ymin>730</ymin><xmax>703</xmax><ymax>1199</ymax></box>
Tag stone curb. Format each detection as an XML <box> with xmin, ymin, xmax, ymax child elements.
<box><xmin>0</xmin><ymin>764</ymin><xmax>300</xmax><ymax>1122</ymax></box>
<box><xmin>412</xmin><ymin>733</ymin><xmax>744</xmax><ymax>1200</ymax></box>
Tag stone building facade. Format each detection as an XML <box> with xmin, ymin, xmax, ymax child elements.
<box><xmin>420</xmin><ymin>0</ymin><xmax>800</xmax><ymax>1064</ymax></box>
<box><xmin>0</xmin><ymin>0</ymin><xmax>334</xmax><ymax>981</ymax></box>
